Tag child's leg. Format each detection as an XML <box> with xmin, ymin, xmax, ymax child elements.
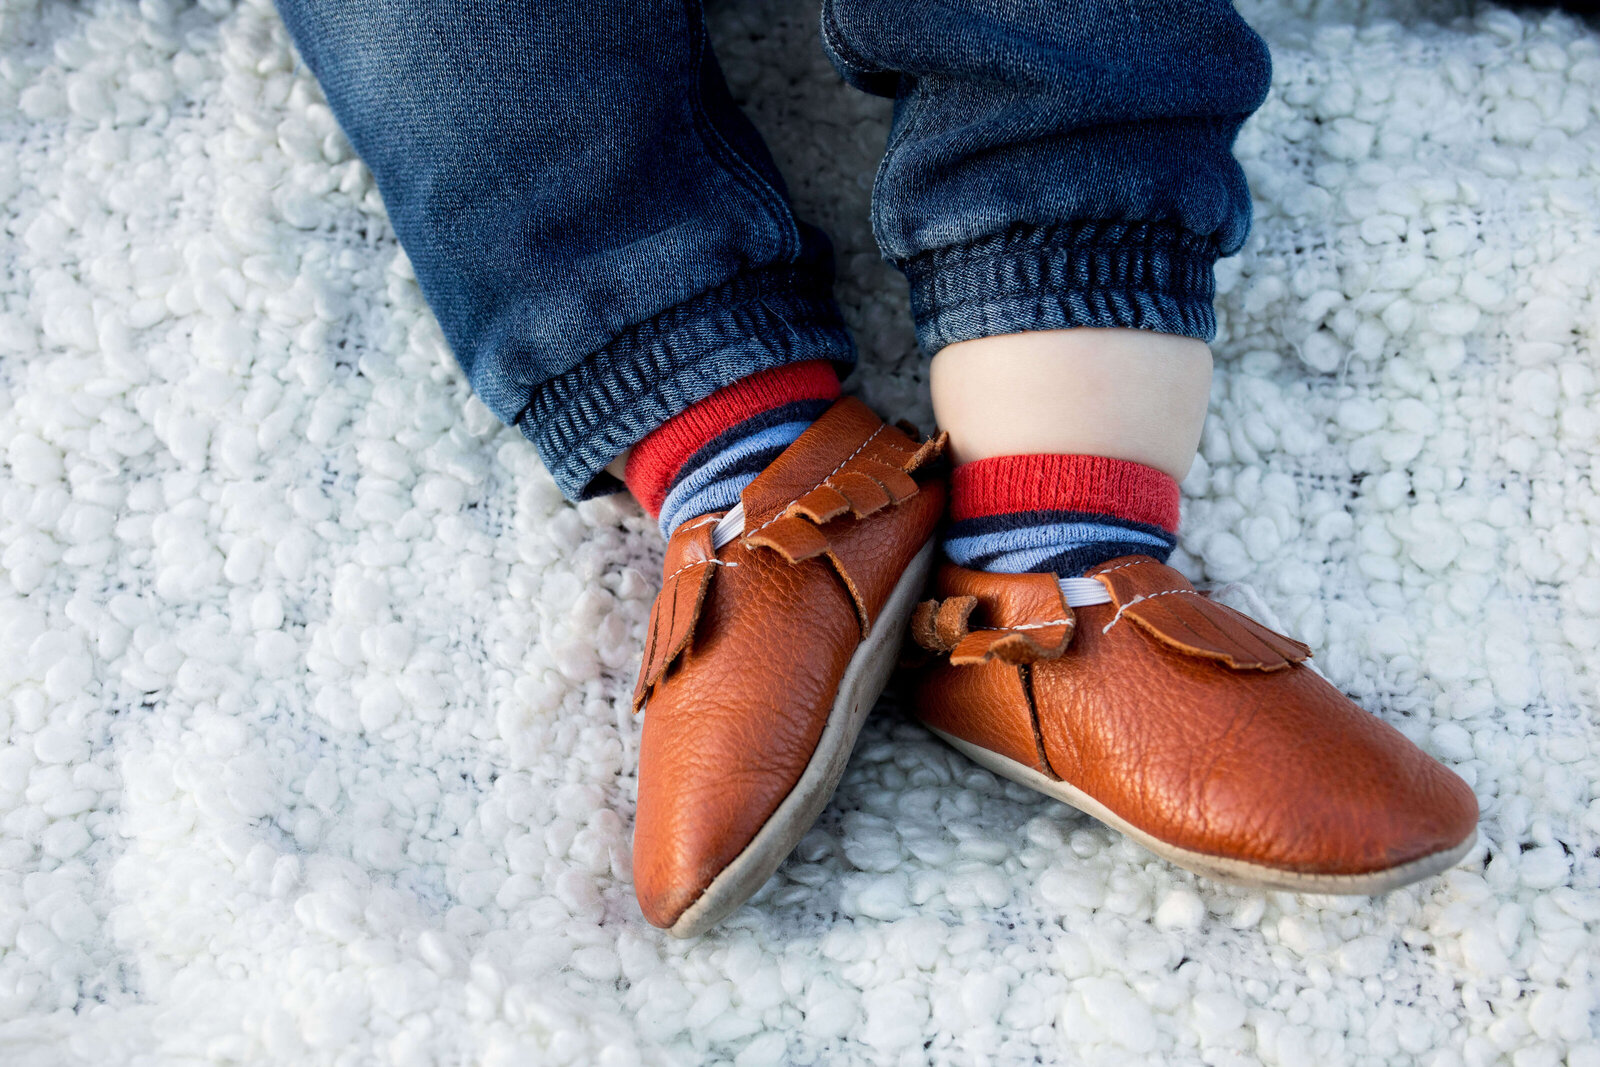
<box><xmin>275</xmin><ymin>0</ymin><xmax>946</xmax><ymax>938</ymax></box>
<box><xmin>931</xmin><ymin>328</ymin><xmax>1212</xmax><ymax>478</ymax></box>
<box><xmin>832</xmin><ymin>0</ymin><xmax>1477</xmax><ymax>890</ymax></box>
<box><xmin>931</xmin><ymin>327</ymin><xmax>1210</xmax><ymax>576</ymax></box>
<box><xmin>823</xmin><ymin>0</ymin><xmax>1264</xmax><ymax>574</ymax></box>
<box><xmin>274</xmin><ymin>0</ymin><xmax>852</xmax><ymax>504</ymax></box>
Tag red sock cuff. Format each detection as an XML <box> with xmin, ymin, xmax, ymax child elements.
<box><xmin>949</xmin><ymin>454</ymin><xmax>1180</xmax><ymax>532</ymax></box>
<box><xmin>624</xmin><ymin>360</ymin><xmax>841</xmax><ymax>518</ymax></box>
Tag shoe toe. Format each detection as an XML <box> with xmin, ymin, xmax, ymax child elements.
<box><xmin>1314</xmin><ymin>726</ymin><xmax>1479</xmax><ymax>876</ymax></box>
<box><xmin>630</xmin><ymin>580</ymin><xmax>858</xmax><ymax>930</ymax></box>
<box><xmin>631</xmin><ymin>802</ymin><xmax>726</xmax><ymax>931</ymax></box>
<box><xmin>1187</xmin><ymin>690</ymin><xmax>1481</xmax><ymax>881</ymax></box>
<box><xmin>631</xmin><ymin>702</ymin><xmax>817</xmax><ymax>931</ymax></box>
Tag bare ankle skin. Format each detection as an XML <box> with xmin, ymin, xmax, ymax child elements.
<box><xmin>929</xmin><ymin>327</ymin><xmax>1213</xmax><ymax>481</ymax></box>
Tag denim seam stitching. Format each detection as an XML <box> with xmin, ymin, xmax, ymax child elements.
<box><xmin>920</xmin><ymin>282</ymin><xmax>1214</xmax><ymax>314</ymax></box>
<box><xmin>870</xmin><ymin>76</ymin><xmax>932</xmax><ymax>258</ymax></box>
<box><xmin>517</xmin><ymin>262</ymin><xmax>838</xmax><ymax>423</ymax></box>
<box><xmin>899</xmin><ymin>224</ymin><xmax>1222</xmax><ymax>275</ymax></box>
<box><xmin>818</xmin><ymin>0</ymin><xmax>888</xmax><ymax>85</ymax></box>
<box><xmin>683</xmin><ymin>0</ymin><xmax>800</xmax><ymax>262</ymax></box>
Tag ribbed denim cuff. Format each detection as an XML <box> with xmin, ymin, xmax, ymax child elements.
<box><xmin>521</xmin><ymin>265</ymin><xmax>855</xmax><ymax>500</ymax></box>
<box><xmin>901</xmin><ymin>221</ymin><xmax>1221</xmax><ymax>354</ymax></box>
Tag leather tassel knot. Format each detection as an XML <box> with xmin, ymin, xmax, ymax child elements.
<box><xmin>910</xmin><ymin>594</ymin><xmax>1076</xmax><ymax>666</ymax></box>
<box><xmin>912</xmin><ymin>557</ymin><xmax>1311</xmax><ymax>672</ymax></box>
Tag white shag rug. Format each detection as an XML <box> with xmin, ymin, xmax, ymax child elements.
<box><xmin>3</xmin><ymin>0</ymin><xmax>1599</xmax><ymax>1063</ymax></box>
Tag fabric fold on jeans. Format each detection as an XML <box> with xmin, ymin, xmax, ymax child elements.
<box><xmin>520</xmin><ymin>263</ymin><xmax>854</xmax><ymax>499</ymax></box>
<box><xmin>821</xmin><ymin>0</ymin><xmax>1268</xmax><ymax>353</ymax></box>
<box><xmin>901</xmin><ymin>221</ymin><xmax>1220</xmax><ymax>353</ymax></box>
<box><xmin>276</xmin><ymin>0</ymin><xmax>855</xmax><ymax>503</ymax></box>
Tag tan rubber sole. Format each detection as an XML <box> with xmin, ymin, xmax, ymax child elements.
<box><xmin>666</xmin><ymin>539</ymin><xmax>937</xmax><ymax>938</ymax></box>
<box><xmin>927</xmin><ymin>726</ymin><xmax>1477</xmax><ymax>895</ymax></box>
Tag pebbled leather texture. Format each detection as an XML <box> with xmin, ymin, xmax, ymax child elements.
<box><xmin>632</xmin><ymin>398</ymin><xmax>945</xmax><ymax>930</ymax></box>
<box><xmin>913</xmin><ymin>555</ymin><xmax>1479</xmax><ymax>878</ymax></box>
<box><xmin>917</xmin><ymin>656</ymin><xmax>1048</xmax><ymax>777</ymax></box>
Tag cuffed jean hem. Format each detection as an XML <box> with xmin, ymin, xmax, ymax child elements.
<box><xmin>901</xmin><ymin>221</ymin><xmax>1221</xmax><ymax>355</ymax></box>
<box><xmin>520</xmin><ymin>265</ymin><xmax>856</xmax><ymax>500</ymax></box>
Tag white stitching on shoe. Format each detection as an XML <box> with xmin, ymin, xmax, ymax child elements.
<box><xmin>1101</xmin><ymin>588</ymin><xmax>1199</xmax><ymax>634</ymax></box>
<box><xmin>660</xmin><ymin>558</ymin><xmax>738</xmax><ymax>584</ymax></box>
<box><xmin>1092</xmin><ymin>559</ymin><xmax>1154</xmax><ymax>578</ymax></box>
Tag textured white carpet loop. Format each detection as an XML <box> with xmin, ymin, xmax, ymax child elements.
<box><xmin>2</xmin><ymin>0</ymin><xmax>1599</xmax><ymax>1064</ymax></box>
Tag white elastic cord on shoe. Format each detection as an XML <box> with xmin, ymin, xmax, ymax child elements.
<box><xmin>710</xmin><ymin>503</ymin><xmax>745</xmax><ymax>551</ymax></box>
<box><xmin>712</xmin><ymin>504</ymin><xmax>1111</xmax><ymax>607</ymax></box>
<box><xmin>1058</xmin><ymin>576</ymin><xmax>1112</xmax><ymax>607</ymax></box>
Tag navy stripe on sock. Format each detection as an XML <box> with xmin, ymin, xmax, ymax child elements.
<box><xmin>943</xmin><ymin>508</ymin><xmax>1176</xmax><ymax>576</ymax></box>
<box><xmin>945</xmin><ymin>509</ymin><xmax>1177</xmax><ymax>544</ymax></box>
<box><xmin>674</xmin><ymin>398</ymin><xmax>833</xmax><ymax>483</ymax></box>
<box><xmin>1032</xmin><ymin>541</ymin><xmax>1173</xmax><ymax>576</ymax></box>
<box><xmin>655</xmin><ymin>398</ymin><xmax>831</xmax><ymax>535</ymax></box>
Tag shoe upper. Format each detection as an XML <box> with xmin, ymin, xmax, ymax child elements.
<box><xmin>631</xmin><ymin>397</ymin><xmax>946</xmax><ymax>929</ymax></box>
<box><xmin>912</xmin><ymin>555</ymin><xmax>1479</xmax><ymax>878</ymax></box>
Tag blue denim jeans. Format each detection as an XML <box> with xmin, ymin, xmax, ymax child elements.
<box><xmin>274</xmin><ymin>0</ymin><xmax>1269</xmax><ymax>500</ymax></box>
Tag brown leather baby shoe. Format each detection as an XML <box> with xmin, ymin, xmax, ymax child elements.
<box><xmin>631</xmin><ymin>398</ymin><xmax>946</xmax><ymax>935</ymax></box>
<box><xmin>910</xmin><ymin>556</ymin><xmax>1478</xmax><ymax>893</ymax></box>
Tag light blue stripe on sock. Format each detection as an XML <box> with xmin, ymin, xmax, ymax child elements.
<box><xmin>658</xmin><ymin>419</ymin><xmax>813</xmax><ymax>535</ymax></box>
<box><xmin>958</xmin><ymin>540</ymin><xmax>1154</xmax><ymax>574</ymax></box>
<box><xmin>942</xmin><ymin>521</ymin><xmax>1172</xmax><ymax>570</ymax></box>
<box><xmin>664</xmin><ymin>474</ymin><xmax>758</xmax><ymax>536</ymax></box>
<box><xmin>954</xmin><ymin>542</ymin><xmax>1062</xmax><ymax>574</ymax></box>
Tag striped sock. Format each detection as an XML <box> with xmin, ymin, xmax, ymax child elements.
<box><xmin>625</xmin><ymin>361</ymin><xmax>841</xmax><ymax>536</ymax></box>
<box><xmin>943</xmin><ymin>454</ymin><xmax>1180</xmax><ymax>576</ymax></box>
